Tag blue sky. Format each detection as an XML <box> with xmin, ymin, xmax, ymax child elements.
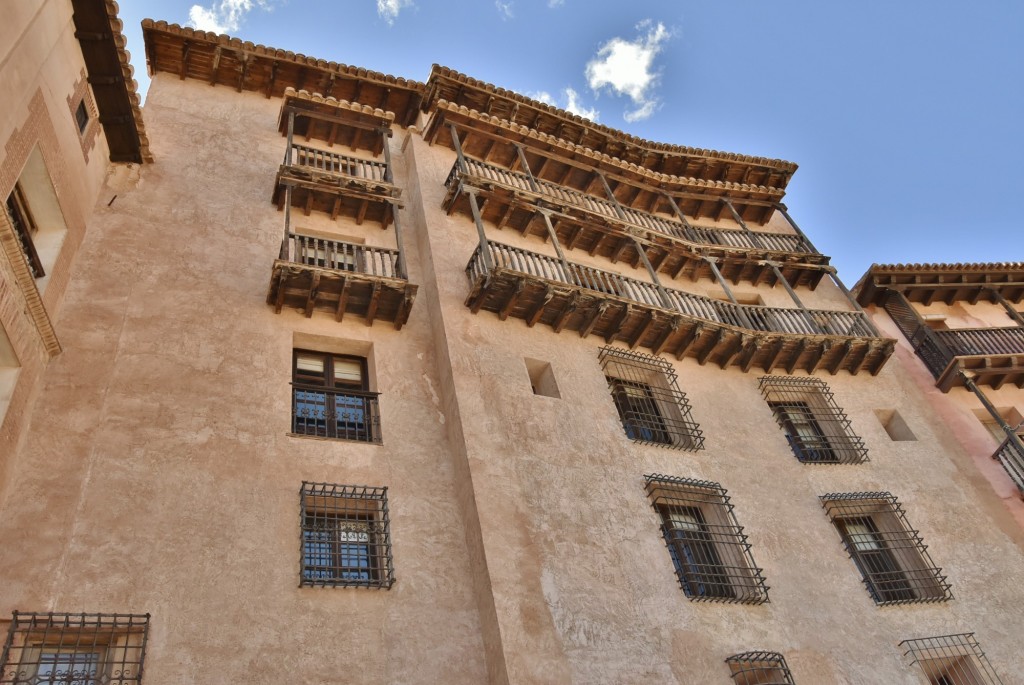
<box><xmin>118</xmin><ymin>1</ymin><xmax>1024</xmax><ymax>284</ymax></box>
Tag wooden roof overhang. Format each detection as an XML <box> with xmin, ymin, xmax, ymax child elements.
<box><xmin>936</xmin><ymin>355</ymin><xmax>1024</xmax><ymax>392</ymax></box>
<box><xmin>465</xmin><ymin>266</ymin><xmax>892</xmax><ymax>376</ymax></box>
<box><xmin>142</xmin><ymin>20</ymin><xmax>426</xmax><ymax>126</ymax></box>
<box><xmin>424</xmin><ymin>66</ymin><xmax>797</xmax><ymax>190</ymax></box>
<box><xmin>443</xmin><ymin>176</ymin><xmax>828</xmax><ymax>291</ymax></box>
<box><xmin>278</xmin><ymin>88</ymin><xmax>395</xmax><ymax>155</ymax></box>
<box><xmin>425</xmin><ymin>102</ymin><xmax>787</xmax><ymax>225</ymax></box>
<box><xmin>267</xmin><ymin>262</ymin><xmax>416</xmax><ymax>330</ymax></box>
<box><xmin>71</xmin><ymin>0</ymin><xmax>151</xmax><ymax>163</ymax></box>
<box><xmin>856</xmin><ymin>263</ymin><xmax>1024</xmax><ymax>306</ymax></box>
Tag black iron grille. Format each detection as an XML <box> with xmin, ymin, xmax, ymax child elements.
<box><xmin>821</xmin><ymin>492</ymin><xmax>951</xmax><ymax>605</ymax></box>
<box><xmin>0</xmin><ymin>612</ymin><xmax>150</xmax><ymax>684</ymax></box>
<box><xmin>600</xmin><ymin>347</ymin><xmax>704</xmax><ymax>451</ymax></box>
<box><xmin>759</xmin><ymin>376</ymin><xmax>868</xmax><ymax>464</ymax></box>
<box><xmin>725</xmin><ymin>651</ymin><xmax>796</xmax><ymax>685</ymax></box>
<box><xmin>645</xmin><ymin>474</ymin><xmax>769</xmax><ymax>604</ymax></box>
<box><xmin>300</xmin><ymin>481</ymin><xmax>394</xmax><ymax>589</ymax></box>
<box><xmin>292</xmin><ymin>385</ymin><xmax>381</xmax><ymax>443</ymax></box>
<box><xmin>900</xmin><ymin>633</ymin><xmax>1005</xmax><ymax>685</ymax></box>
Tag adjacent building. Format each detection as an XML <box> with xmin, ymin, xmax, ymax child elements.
<box><xmin>1</xmin><ymin>3</ymin><xmax>1022</xmax><ymax>683</ymax></box>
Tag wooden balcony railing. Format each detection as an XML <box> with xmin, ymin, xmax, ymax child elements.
<box><xmin>465</xmin><ymin>239</ymin><xmax>890</xmax><ymax>375</ymax></box>
<box><xmin>993</xmin><ymin>434</ymin><xmax>1024</xmax><ymax>493</ymax></box>
<box><xmin>289</xmin><ymin>143</ymin><xmax>389</xmax><ymax>183</ymax></box>
<box><xmin>267</xmin><ymin>234</ymin><xmax>416</xmax><ymax>329</ymax></box>
<box><xmin>883</xmin><ymin>292</ymin><xmax>1024</xmax><ymax>390</ymax></box>
<box><xmin>450</xmin><ymin>157</ymin><xmax>816</xmax><ymax>255</ymax></box>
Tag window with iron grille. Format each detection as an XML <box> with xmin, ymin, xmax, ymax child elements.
<box><xmin>600</xmin><ymin>347</ymin><xmax>704</xmax><ymax>451</ymax></box>
<box><xmin>645</xmin><ymin>474</ymin><xmax>768</xmax><ymax>604</ymax></box>
<box><xmin>820</xmin><ymin>493</ymin><xmax>951</xmax><ymax>605</ymax></box>
<box><xmin>759</xmin><ymin>376</ymin><xmax>867</xmax><ymax>464</ymax></box>
<box><xmin>0</xmin><ymin>612</ymin><xmax>150</xmax><ymax>684</ymax></box>
<box><xmin>5</xmin><ymin>183</ymin><xmax>45</xmax><ymax>279</ymax></box>
<box><xmin>726</xmin><ymin>651</ymin><xmax>796</xmax><ymax>684</ymax></box>
<box><xmin>300</xmin><ymin>481</ymin><xmax>394</xmax><ymax>588</ymax></box>
<box><xmin>292</xmin><ymin>350</ymin><xmax>381</xmax><ymax>443</ymax></box>
<box><xmin>900</xmin><ymin>633</ymin><xmax>1005</xmax><ymax>685</ymax></box>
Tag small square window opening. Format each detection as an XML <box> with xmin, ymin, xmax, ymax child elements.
<box><xmin>875</xmin><ymin>409</ymin><xmax>917</xmax><ymax>442</ymax></box>
<box><xmin>75</xmin><ymin>100</ymin><xmax>90</xmax><ymax>134</ymax></box>
<box><xmin>524</xmin><ymin>358</ymin><xmax>560</xmax><ymax>398</ymax></box>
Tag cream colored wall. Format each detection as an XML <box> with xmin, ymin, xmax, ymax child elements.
<box><xmin>915</xmin><ymin>299</ymin><xmax>1018</xmax><ymax>329</ymax></box>
<box><xmin>407</xmin><ymin>129</ymin><xmax>1024</xmax><ymax>684</ymax></box>
<box><xmin>0</xmin><ymin>74</ymin><xmax>486</xmax><ymax>684</ymax></box>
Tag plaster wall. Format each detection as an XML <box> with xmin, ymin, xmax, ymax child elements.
<box><xmin>0</xmin><ymin>74</ymin><xmax>487</xmax><ymax>684</ymax></box>
<box><xmin>407</xmin><ymin>127</ymin><xmax>1024</xmax><ymax>684</ymax></box>
<box><xmin>913</xmin><ymin>299</ymin><xmax>1020</xmax><ymax>329</ymax></box>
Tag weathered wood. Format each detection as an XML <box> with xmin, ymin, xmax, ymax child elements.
<box><xmin>630</xmin><ymin>312</ymin><xmax>657</xmax><ymax>349</ymax></box>
<box><xmin>785</xmin><ymin>339</ymin><xmax>808</xmax><ymax>374</ymax></box>
<box><xmin>499</xmin><ymin>279</ymin><xmax>525</xmax><ymax>321</ymax></box>
<box><xmin>606</xmin><ymin>304</ymin><xmax>632</xmax><ymax>343</ymax></box>
<box><xmin>653</xmin><ymin>316</ymin><xmax>681</xmax><ymax>356</ymax></box>
<box><xmin>553</xmin><ymin>292</ymin><xmax>580</xmax><ymax>333</ymax></box>
<box><xmin>698</xmin><ymin>329</ymin><xmax>723</xmax><ymax>365</ymax></box>
<box><xmin>579</xmin><ymin>302</ymin><xmax>609</xmax><ymax>338</ymax></box>
<box><xmin>527</xmin><ymin>287</ymin><xmax>554</xmax><ymax>327</ymax></box>
<box><xmin>335</xmin><ymin>278</ymin><xmax>351</xmax><ymax>322</ymax></box>
<box><xmin>274</xmin><ymin>271</ymin><xmax>288</xmax><ymax>313</ymax></box>
<box><xmin>304</xmin><ymin>272</ymin><xmax>320</xmax><ymax>318</ymax></box>
<box><xmin>674</xmin><ymin>324</ymin><xmax>704</xmax><ymax>360</ymax></box>
<box><xmin>179</xmin><ymin>41</ymin><xmax>190</xmax><ymax>80</ymax></box>
<box><xmin>764</xmin><ymin>338</ymin><xmax>787</xmax><ymax>372</ymax></box>
<box><xmin>829</xmin><ymin>340</ymin><xmax>854</xmax><ymax>375</ymax></box>
<box><xmin>366</xmin><ymin>281</ymin><xmax>382</xmax><ymax>326</ymax></box>
<box><xmin>739</xmin><ymin>337</ymin><xmax>760</xmax><ymax>372</ymax></box>
<box><xmin>719</xmin><ymin>334</ymin><xmax>747</xmax><ymax>369</ymax></box>
<box><xmin>208</xmin><ymin>46</ymin><xmax>221</xmax><ymax>86</ymax></box>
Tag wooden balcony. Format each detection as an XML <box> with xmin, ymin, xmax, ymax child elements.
<box><xmin>993</xmin><ymin>435</ymin><xmax>1024</xmax><ymax>493</ymax></box>
<box><xmin>444</xmin><ymin>158</ymin><xmax>828</xmax><ymax>289</ymax></box>
<box><xmin>880</xmin><ymin>292</ymin><xmax>1024</xmax><ymax>391</ymax></box>
<box><xmin>465</xmin><ymin>240</ymin><xmax>892</xmax><ymax>375</ymax></box>
<box><xmin>267</xmin><ymin>233</ymin><xmax>416</xmax><ymax>329</ymax></box>
<box><xmin>273</xmin><ymin>144</ymin><xmax>400</xmax><ymax>227</ymax></box>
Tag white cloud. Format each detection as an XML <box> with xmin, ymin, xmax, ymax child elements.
<box><xmin>528</xmin><ymin>88</ymin><xmax>599</xmax><ymax>123</ymax></box>
<box><xmin>377</xmin><ymin>0</ymin><xmax>413</xmax><ymax>25</ymax></box>
<box><xmin>495</xmin><ymin>0</ymin><xmax>514</xmax><ymax>20</ymax></box>
<box><xmin>548</xmin><ymin>0</ymin><xmax>565</xmax><ymax>6</ymax></box>
<box><xmin>564</xmin><ymin>87</ymin><xmax>598</xmax><ymax>122</ymax></box>
<box><xmin>585</xmin><ymin>20</ymin><xmax>671</xmax><ymax>122</ymax></box>
<box><xmin>187</xmin><ymin>0</ymin><xmax>272</xmax><ymax>34</ymax></box>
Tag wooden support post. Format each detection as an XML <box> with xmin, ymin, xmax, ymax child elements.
<box><xmin>723</xmin><ymin>198</ymin><xmax>764</xmax><ymax>248</ymax></box>
<box><xmin>774</xmin><ymin>203</ymin><xmax>819</xmax><ymax>254</ymax></box>
<box><xmin>286</xmin><ymin>111</ymin><xmax>295</xmax><ymax>166</ymax></box>
<box><xmin>282</xmin><ymin>185</ymin><xmax>293</xmax><ymax>259</ymax></box>
<box><xmin>663</xmin><ymin>195</ymin><xmax>694</xmax><ymax>232</ymax></box>
<box><xmin>607</xmin><ymin>303</ymin><xmax>633</xmax><ymax>343</ymax></box>
<box><xmin>579</xmin><ymin>302</ymin><xmax>609</xmax><ymax>338</ymax></box>
<box><xmin>449</xmin><ymin>123</ymin><xmax>469</xmax><ymax>173</ymax></box>
<box><xmin>274</xmin><ymin>272</ymin><xmax>288</xmax><ymax>313</ymax></box>
<box><xmin>827</xmin><ymin>267</ymin><xmax>884</xmax><ymax>338</ymax></box>
<box><xmin>392</xmin><ymin>209</ymin><xmax>407</xmax><ymax>280</ymax></box>
<box><xmin>527</xmin><ymin>287</ymin><xmax>554</xmax><ymax>327</ymax></box>
<box><xmin>630</xmin><ymin>312</ymin><xmax>657</xmax><ymax>349</ymax></box>
<box><xmin>989</xmin><ymin>287</ymin><xmax>1024</xmax><ymax>327</ymax></box>
<box><xmin>539</xmin><ymin>210</ymin><xmax>572</xmax><ymax>281</ymax></box>
<box><xmin>335</xmin><ymin>278</ymin><xmax>350</xmax><ymax>321</ymax></box>
<box><xmin>265</xmin><ymin>61</ymin><xmax>278</xmax><ymax>98</ymax></box>
<box><xmin>366</xmin><ymin>281</ymin><xmax>382</xmax><ymax>326</ymax></box>
<box><xmin>209</xmin><ymin>46</ymin><xmax>222</xmax><ymax>86</ymax></box>
<box><xmin>516</xmin><ymin>145</ymin><xmax>540</xmax><ymax>192</ymax></box>
<box><xmin>394</xmin><ymin>288</ymin><xmax>415</xmax><ymax>330</ymax></box>
<box><xmin>768</xmin><ymin>261</ymin><xmax>821</xmax><ymax>333</ymax></box>
<box><xmin>597</xmin><ymin>172</ymin><xmax>628</xmax><ymax>221</ymax></box>
<box><xmin>304</xmin><ymin>272</ymin><xmax>320</xmax><ymax>318</ymax></box>
<box><xmin>633</xmin><ymin>238</ymin><xmax>675</xmax><ymax>311</ymax></box>
<box><xmin>466</xmin><ymin>189</ymin><xmax>493</xmax><ymax>273</ymax></box>
<box><xmin>706</xmin><ymin>256</ymin><xmax>757</xmax><ymax>330</ymax></box>
<box><xmin>179</xmin><ymin>42</ymin><xmax>191</xmax><ymax>80</ymax></box>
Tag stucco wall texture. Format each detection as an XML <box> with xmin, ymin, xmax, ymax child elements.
<box><xmin>2</xmin><ymin>69</ymin><xmax>1024</xmax><ymax>684</ymax></box>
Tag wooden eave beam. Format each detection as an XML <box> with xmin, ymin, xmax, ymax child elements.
<box><xmin>527</xmin><ymin>287</ymin><xmax>554</xmax><ymax>327</ymax></box>
<box><xmin>365</xmin><ymin>281</ymin><xmax>382</xmax><ymax>326</ymax></box>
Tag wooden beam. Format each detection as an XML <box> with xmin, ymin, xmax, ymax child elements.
<box><xmin>739</xmin><ymin>337</ymin><xmax>760</xmax><ymax>372</ymax></box>
<box><xmin>698</xmin><ymin>329</ymin><xmax>724</xmax><ymax>365</ymax></box>
<box><xmin>304</xmin><ymin>272</ymin><xmax>320</xmax><ymax>317</ymax></box>
<box><xmin>265</xmin><ymin>60</ymin><xmax>278</xmax><ymax>98</ymax></box>
<box><xmin>606</xmin><ymin>303</ymin><xmax>633</xmax><ymax>343</ymax></box>
<box><xmin>335</xmin><ymin>278</ymin><xmax>350</xmax><ymax>321</ymax></box>
<box><xmin>394</xmin><ymin>288</ymin><xmax>415</xmax><ymax>330</ymax></box>
<box><xmin>653</xmin><ymin>316</ymin><xmax>682</xmax><ymax>356</ymax></box>
<box><xmin>208</xmin><ymin>46</ymin><xmax>222</xmax><ymax>86</ymax></box>
<box><xmin>356</xmin><ymin>199</ymin><xmax>368</xmax><ymax>225</ymax></box>
<box><xmin>553</xmin><ymin>292</ymin><xmax>580</xmax><ymax>333</ymax></box>
<box><xmin>809</xmin><ymin>341</ymin><xmax>831</xmax><ymax>374</ymax></box>
<box><xmin>274</xmin><ymin>272</ymin><xmax>288</xmax><ymax>313</ymax></box>
<box><xmin>179</xmin><ymin>41</ymin><xmax>191</xmax><ymax>80</ymax></box>
<box><xmin>366</xmin><ymin>281</ymin><xmax>382</xmax><ymax>326</ymax></box>
<box><xmin>499</xmin><ymin>279</ymin><xmax>525</xmax><ymax>320</ymax></box>
<box><xmin>764</xmin><ymin>338</ymin><xmax>787</xmax><ymax>372</ymax></box>
<box><xmin>610</xmin><ymin>238</ymin><xmax>631</xmax><ymax>264</ymax></box>
<box><xmin>496</xmin><ymin>203</ymin><xmax>515</xmax><ymax>231</ymax></box>
<box><xmin>718</xmin><ymin>333</ymin><xmax>747</xmax><ymax>369</ymax></box>
<box><xmin>785</xmin><ymin>339</ymin><xmax>808</xmax><ymax>374</ymax></box>
<box><xmin>674</xmin><ymin>324</ymin><xmax>704</xmax><ymax>360</ymax></box>
<box><xmin>527</xmin><ymin>287</ymin><xmax>554</xmax><ymax>327</ymax></box>
<box><xmin>829</xmin><ymin>341</ymin><xmax>854</xmax><ymax>375</ymax></box>
<box><xmin>579</xmin><ymin>301</ymin><xmax>609</xmax><ymax>338</ymax></box>
<box><xmin>630</xmin><ymin>312</ymin><xmax>657</xmax><ymax>349</ymax></box>
<box><xmin>303</xmin><ymin>192</ymin><xmax>313</xmax><ymax>216</ymax></box>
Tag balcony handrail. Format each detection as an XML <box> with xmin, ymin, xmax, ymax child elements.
<box><xmin>449</xmin><ymin>157</ymin><xmax>815</xmax><ymax>255</ymax></box>
<box><xmin>933</xmin><ymin>326</ymin><xmax>1024</xmax><ymax>356</ymax></box>
<box><xmin>283</xmin><ymin>232</ymin><xmax>405</xmax><ymax>280</ymax></box>
<box><xmin>467</xmin><ymin>240</ymin><xmax>874</xmax><ymax>338</ymax></box>
<box><xmin>993</xmin><ymin>434</ymin><xmax>1024</xmax><ymax>493</ymax></box>
<box><xmin>290</xmin><ymin>381</ymin><xmax>381</xmax><ymax>399</ymax></box>
<box><xmin>286</xmin><ymin>143</ymin><xmax>390</xmax><ymax>182</ymax></box>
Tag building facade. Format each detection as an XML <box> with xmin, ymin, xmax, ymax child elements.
<box><xmin>1</xmin><ymin>4</ymin><xmax>1022</xmax><ymax>683</ymax></box>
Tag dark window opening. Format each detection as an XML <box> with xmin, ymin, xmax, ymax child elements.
<box><xmin>5</xmin><ymin>183</ymin><xmax>45</xmax><ymax>278</ymax></box>
<box><xmin>75</xmin><ymin>100</ymin><xmax>90</xmax><ymax>133</ymax></box>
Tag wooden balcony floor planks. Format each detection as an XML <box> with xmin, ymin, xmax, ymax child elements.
<box><xmin>466</xmin><ymin>268</ymin><xmax>892</xmax><ymax>375</ymax></box>
<box><xmin>268</xmin><ymin>261</ymin><xmax>416</xmax><ymax>329</ymax></box>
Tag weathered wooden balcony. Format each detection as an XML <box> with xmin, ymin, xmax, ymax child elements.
<box><xmin>444</xmin><ymin>158</ymin><xmax>829</xmax><ymax>289</ymax></box>
<box><xmin>465</xmin><ymin>239</ymin><xmax>892</xmax><ymax>375</ymax></box>
<box><xmin>273</xmin><ymin>144</ymin><xmax>401</xmax><ymax>227</ymax></box>
<box><xmin>267</xmin><ymin>233</ymin><xmax>416</xmax><ymax>329</ymax></box>
<box><xmin>881</xmin><ymin>292</ymin><xmax>1024</xmax><ymax>391</ymax></box>
<box><xmin>993</xmin><ymin>435</ymin><xmax>1024</xmax><ymax>493</ymax></box>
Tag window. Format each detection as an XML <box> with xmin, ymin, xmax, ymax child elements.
<box><xmin>75</xmin><ymin>100</ymin><xmax>90</xmax><ymax>134</ymax></box>
<box><xmin>646</xmin><ymin>474</ymin><xmax>769</xmax><ymax>604</ymax></box>
<box><xmin>725</xmin><ymin>651</ymin><xmax>796</xmax><ymax>684</ymax></box>
<box><xmin>600</xmin><ymin>347</ymin><xmax>704</xmax><ymax>451</ymax></box>
<box><xmin>875</xmin><ymin>409</ymin><xmax>917</xmax><ymax>441</ymax></box>
<box><xmin>524</xmin><ymin>357</ymin><xmax>560</xmax><ymax>398</ymax></box>
<box><xmin>900</xmin><ymin>633</ymin><xmax>1006</xmax><ymax>685</ymax></box>
<box><xmin>300</xmin><ymin>481</ymin><xmax>394</xmax><ymax>588</ymax></box>
<box><xmin>5</xmin><ymin>183</ymin><xmax>45</xmax><ymax>278</ymax></box>
<box><xmin>760</xmin><ymin>376</ymin><xmax>868</xmax><ymax>464</ymax></box>
<box><xmin>0</xmin><ymin>611</ymin><xmax>150</xmax><ymax>684</ymax></box>
<box><xmin>292</xmin><ymin>349</ymin><xmax>380</xmax><ymax>443</ymax></box>
<box><xmin>821</xmin><ymin>493</ymin><xmax>951</xmax><ymax>605</ymax></box>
